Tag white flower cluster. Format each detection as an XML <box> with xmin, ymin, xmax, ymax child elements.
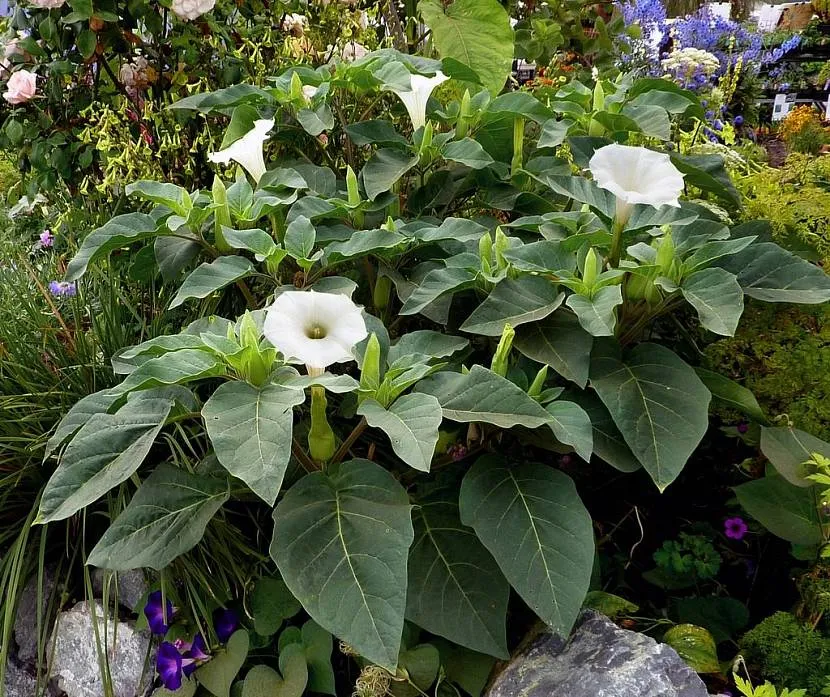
<box><xmin>170</xmin><ymin>0</ymin><xmax>215</xmax><ymax>21</ymax></box>
<box><xmin>661</xmin><ymin>47</ymin><xmax>720</xmax><ymax>76</ymax></box>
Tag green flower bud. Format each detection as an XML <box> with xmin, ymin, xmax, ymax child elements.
<box><xmin>212</xmin><ymin>176</ymin><xmax>232</xmax><ymax>253</ymax></box>
<box><xmin>490</xmin><ymin>323</ymin><xmax>515</xmax><ymax>377</ymax></box>
<box><xmin>308</xmin><ymin>385</ymin><xmax>336</xmax><ymax>463</ymax></box>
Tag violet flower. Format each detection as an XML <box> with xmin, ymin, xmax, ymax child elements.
<box><xmin>156</xmin><ymin>642</ymin><xmax>183</xmax><ymax>691</ymax></box>
<box><xmin>39</xmin><ymin>229</ymin><xmax>53</xmax><ymax>247</ymax></box>
<box><xmin>733</xmin><ymin>115</ymin><xmax>744</xmax><ymax>127</ymax></box>
<box><xmin>213</xmin><ymin>608</ymin><xmax>239</xmax><ymax>643</ymax></box>
<box><xmin>144</xmin><ymin>591</ymin><xmax>175</xmax><ymax>636</ymax></box>
<box><xmin>724</xmin><ymin>517</ymin><xmax>748</xmax><ymax>541</ymax></box>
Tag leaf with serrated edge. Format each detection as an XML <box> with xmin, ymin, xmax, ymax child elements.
<box><xmin>459</xmin><ymin>456</ymin><xmax>594</xmax><ymax>635</ymax></box>
<box><xmin>270</xmin><ymin>459</ymin><xmax>413</xmax><ymax>670</ymax></box>
<box><xmin>87</xmin><ymin>463</ymin><xmax>229</xmax><ymax>570</ymax></box>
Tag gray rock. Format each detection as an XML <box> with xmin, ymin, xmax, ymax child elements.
<box><xmin>5</xmin><ymin>661</ymin><xmax>36</xmax><ymax>697</ymax></box>
<box><xmin>485</xmin><ymin>610</ymin><xmax>709</xmax><ymax>697</ymax></box>
<box><xmin>92</xmin><ymin>570</ymin><xmax>148</xmax><ymax>612</ymax></box>
<box><xmin>14</xmin><ymin>566</ymin><xmax>56</xmax><ymax>665</ymax></box>
<box><xmin>49</xmin><ymin>601</ymin><xmax>153</xmax><ymax>697</ymax></box>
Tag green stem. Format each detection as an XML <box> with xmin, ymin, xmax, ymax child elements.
<box><xmin>331</xmin><ymin>417</ymin><xmax>367</xmax><ymax>465</ymax></box>
<box><xmin>608</xmin><ymin>217</ymin><xmax>626</xmax><ymax>269</ymax></box>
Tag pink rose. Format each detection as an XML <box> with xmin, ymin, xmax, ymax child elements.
<box><xmin>4</xmin><ymin>70</ymin><xmax>37</xmax><ymax>104</ymax></box>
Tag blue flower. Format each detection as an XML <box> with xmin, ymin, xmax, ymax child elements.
<box><xmin>705</xmin><ymin>109</ymin><xmax>714</xmax><ymax>120</ymax></box>
<box><xmin>144</xmin><ymin>591</ymin><xmax>175</xmax><ymax>636</ymax></box>
<box><xmin>48</xmin><ymin>281</ymin><xmax>77</xmax><ymax>298</ymax></box>
<box><xmin>733</xmin><ymin>115</ymin><xmax>744</xmax><ymax>126</ymax></box>
<box><xmin>157</xmin><ymin>642</ymin><xmax>183</xmax><ymax>691</ymax></box>
<box><xmin>713</xmin><ymin>119</ymin><xmax>723</xmax><ymax>131</ymax></box>
<box><xmin>213</xmin><ymin>608</ymin><xmax>239</xmax><ymax>643</ymax></box>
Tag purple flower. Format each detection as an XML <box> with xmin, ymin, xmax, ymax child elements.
<box><xmin>156</xmin><ymin>642</ymin><xmax>183</xmax><ymax>691</ymax></box>
<box><xmin>713</xmin><ymin>119</ymin><xmax>724</xmax><ymax>131</ymax></box>
<box><xmin>724</xmin><ymin>517</ymin><xmax>748</xmax><ymax>541</ymax></box>
<box><xmin>447</xmin><ymin>442</ymin><xmax>468</xmax><ymax>461</ymax></box>
<box><xmin>737</xmin><ymin>421</ymin><xmax>749</xmax><ymax>433</ymax></box>
<box><xmin>183</xmin><ymin>634</ymin><xmax>210</xmax><ymax>676</ymax></box>
<box><xmin>144</xmin><ymin>591</ymin><xmax>175</xmax><ymax>636</ymax></box>
<box><xmin>213</xmin><ymin>608</ymin><xmax>238</xmax><ymax>643</ymax></box>
<box><xmin>39</xmin><ymin>229</ymin><xmax>54</xmax><ymax>247</ymax></box>
<box><xmin>48</xmin><ymin>281</ymin><xmax>77</xmax><ymax>298</ymax></box>
<box><xmin>705</xmin><ymin>110</ymin><xmax>714</xmax><ymax>120</ymax></box>
<box><xmin>733</xmin><ymin>115</ymin><xmax>744</xmax><ymax>126</ymax></box>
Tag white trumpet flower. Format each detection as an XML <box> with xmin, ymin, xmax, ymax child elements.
<box><xmin>588</xmin><ymin>143</ymin><xmax>685</xmax><ymax>224</ymax></box>
<box><xmin>208</xmin><ymin>118</ymin><xmax>274</xmax><ymax>184</ymax></box>
<box><xmin>388</xmin><ymin>71</ymin><xmax>448</xmax><ymax>130</ymax></box>
<box><xmin>263</xmin><ymin>291</ymin><xmax>368</xmax><ymax>373</ymax></box>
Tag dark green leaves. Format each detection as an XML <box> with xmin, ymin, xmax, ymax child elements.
<box><xmin>203</xmin><ymin>382</ymin><xmax>305</xmax><ymax>505</ymax></box>
<box><xmin>735</xmin><ymin>474</ymin><xmax>823</xmax><ymax>545</ymax></box>
<box><xmin>459</xmin><ymin>456</ymin><xmax>594</xmax><ymax>635</ymax></box>
<box><xmin>87</xmin><ymin>464</ymin><xmax>229</xmax><ymax>570</ymax></box>
<box><xmin>460</xmin><ymin>276</ymin><xmax>563</xmax><ymax>336</ymax></box>
<box><xmin>681</xmin><ymin>268</ymin><xmax>744</xmax><ymax>336</ymax></box>
<box><xmin>66</xmin><ymin>213</ymin><xmax>158</xmax><ymax>280</ymax></box>
<box><xmin>270</xmin><ymin>460</ymin><xmax>414</xmax><ymax>670</ymax></box>
<box><xmin>442</xmin><ymin>138</ymin><xmax>495</xmax><ymax>169</ymax></box>
<box><xmin>38</xmin><ymin>398</ymin><xmax>173</xmax><ymax>523</ymax></box>
<box><xmin>362</xmin><ymin>149</ymin><xmax>419</xmax><ymax>201</ymax></box>
<box><xmin>514</xmin><ymin>313</ymin><xmax>593</xmax><ymax>388</ymax></box>
<box><xmin>170</xmin><ymin>256</ymin><xmax>254</xmax><ymax>309</ymax></box>
<box><xmin>407</xmin><ymin>491</ymin><xmax>509</xmax><ymax>658</ymax></box>
<box><xmin>590</xmin><ymin>343</ymin><xmax>711</xmax><ymax>491</ymax></box>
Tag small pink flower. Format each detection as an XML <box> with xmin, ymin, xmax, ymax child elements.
<box><xmin>724</xmin><ymin>517</ymin><xmax>748</xmax><ymax>541</ymax></box>
<box><xmin>39</xmin><ymin>229</ymin><xmax>54</xmax><ymax>247</ymax></box>
<box><xmin>4</xmin><ymin>69</ymin><xmax>37</xmax><ymax>105</ymax></box>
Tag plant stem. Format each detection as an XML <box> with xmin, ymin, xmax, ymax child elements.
<box><xmin>292</xmin><ymin>438</ymin><xmax>320</xmax><ymax>473</ymax></box>
<box><xmin>331</xmin><ymin>418</ymin><xmax>367</xmax><ymax>464</ymax></box>
<box><xmin>608</xmin><ymin>217</ymin><xmax>626</xmax><ymax>268</ymax></box>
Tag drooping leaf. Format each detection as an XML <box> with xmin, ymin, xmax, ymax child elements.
<box><xmin>566</xmin><ymin>286</ymin><xmax>623</xmax><ymax>337</ymax></box>
<box><xmin>270</xmin><ymin>459</ymin><xmax>414</xmax><ymax>670</ymax></box>
<box><xmin>44</xmin><ymin>388</ymin><xmax>121</xmax><ymax>461</ymax></box>
<box><xmin>734</xmin><ymin>473</ymin><xmax>823</xmax><ymax>545</ymax></box>
<box><xmin>155</xmin><ymin>235</ymin><xmax>201</xmax><ymax>282</ymax></box>
<box><xmin>346</xmin><ymin>120</ymin><xmax>409</xmax><ymax>147</ymax></box>
<box><xmin>694</xmin><ymin>368</ymin><xmax>768</xmax><ymax>425</ymax></box>
<box><xmin>459</xmin><ymin>456</ymin><xmax>594</xmax><ymax>635</ymax></box>
<box><xmin>417</xmin><ymin>365</ymin><xmax>553</xmax><ymax>429</ymax></box>
<box><xmin>681</xmin><ymin>267</ymin><xmax>744</xmax><ymax>336</ymax></box>
<box><xmin>66</xmin><ymin>213</ymin><xmax>158</xmax><ymax>280</ymax></box>
<box><xmin>460</xmin><ymin>276</ymin><xmax>563</xmax><ymax>336</ymax></box>
<box><xmin>362</xmin><ymin>149</ymin><xmax>419</xmax><ymax>201</ymax></box>
<box><xmin>358</xmin><ymin>394</ymin><xmax>442</xmax><ymax>472</ymax></box>
<box><xmin>409</xmin><ymin>217</ymin><xmax>488</xmax><ymax>243</ymax></box>
<box><xmin>545</xmin><ymin>400</ymin><xmax>593</xmax><ymax>461</ymax></box>
<box><xmin>400</xmin><ymin>267</ymin><xmax>478</xmax><ymax>316</ymax></box>
<box><xmin>169</xmin><ymin>256</ymin><xmax>254</xmax><ymax>309</ymax></box>
<box><xmin>717</xmin><ymin>241</ymin><xmax>830</xmax><ymax>304</ymax></box>
<box><xmin>38</xmin><ymin>398</ymin><xmax>173</xmax><ymax>523</ymax></box>
<box><xmin>407</xmin><ymin>490</ymin><xmax>509</xmax><ymax>658</ymax></box>
<box><xmin>114</xmin><ymin>348</ymin><xmax>225</xmax><ymax>395</ymax></box>
<box><xmin>590</xmin><ymin>343</ymin><xmax>711</xmax><ymax>491</ymax></box>
<box><xmin>126</xmin><ymin>181</ymin><xmax>192</xmax><ymax>217</ymax></box>
<box><xmin>419</xmin><ymin>0</ymin><xmax>514</xmax><ymax>96</ymax></box>
<box><xmin>514</xmin><ymin>313</ymin><xmax>593</xmax><ymax>388</ymax></box>
<box><xmin>760</xmin><ymin>426</ymin><xmax>830</xmax><ymax>488</ymax></box>
<box><xmin>567</xmin><ymin>391</ymin><xmax>641</xmax><ymax>473</ymax></box>
<box><xmin>323</xmin><ymin>229</ymin><xmax>407</xmax><ymax>264</ymax></box>
<box><xmin>203</xmin><ymin>382</ymin><xmax>304</xmax><ymax>505</ymax></box>
<box><xmin>87</xmin><ymin>463</ymin><xmax>229</xmax><ymax>570</ymax></box>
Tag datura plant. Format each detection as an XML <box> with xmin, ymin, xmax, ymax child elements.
<box><xmin>38</xmin><ymin>49</ymin><xmax>830</xmax><ymax>674</ymax></box>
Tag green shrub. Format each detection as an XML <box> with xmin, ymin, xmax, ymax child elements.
<box><xmin>741</xmin><ymin>612</ymin><xmax>830</xmax><ymax>695</ymax></box>
<box><xmin>704</xmin><ymin>302</ymin><xmax>830</xmax><ymax>439</ymax></box>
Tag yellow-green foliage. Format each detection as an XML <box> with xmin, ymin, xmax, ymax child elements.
<box><xmin>741</xmin><ymin>612</ymin><xmax>830</xmax><ymax>696</ymax></box>
<box><xmin>0</xmin><ymin>155</ymin><xmax>21</xmax><ymax>201</ymax></box>
<box><xmin>704</xmin><ymin>302</ymin><xmax>830</xmax><ymax>440</ymax></box>
<box><xmin>737</xmin><ymin>154</ymin><xmax>830</xmax><ymax>262</ymax></box>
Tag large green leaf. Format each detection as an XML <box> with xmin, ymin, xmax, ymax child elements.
<box><xmin>407</xmin><ymin>490</ymin><xmax>509</xmax><ymax>658</ymax></box>
<box><xmin>694</xmin><ymin>368</ymin><xmax>767</xmax><ymax>425</ymax></box>
<box><xmin>388</xmin><ymin>331</ymin><xmax>468</xmax><ymax>364</ymax></box>
<box><xmin>196</xmin><ymin>630</ymin><xmax>249</xmax><ymax>697</ymax></box>
<box><xmin>442</xmin><ymin>138</ymin><xmax>495</xmax><ymax>169</ymax></box>
<box><xmin>400</xmin><ymin>267</ymin><xmax>478</xmax><ymax>316</ymax></box>
<box><xmin>250</xmin><ymin>576</ymin><xmax>302</xmax><ymax>637</ymax></box>
<box><xmin>734</xmin><ymin>474</ymin><xmax>823</xmax><ymax>545</ymax></box>
<box><xmin>590</xmin><ymin>343</ymin><xmax>711</xmax><ymax>491</ymax></box>
<box><xmin>419</xmin><ymin>0</ymin><xmax>513</xmax><ymax>96</ymax></box>
<box><xmin>460</xmin><ymin>276</ymin><xmax>563</xmax><ymax>336</ymax></box>
<box><xmin>115</xmin><ymin>348</ymin><xmax>225</xmax><ymax>394</ymax></box>
<box><xmin>514</xmin><ymin>313</ymin><xmax>593</xmax><ymax>388</ymax></box>
<box><xmin>270</xmin><ymin>459</ymin><xmax>414</xmax><ymax>670</ymax></box>
<box><xmin>663</xmin><ymin>625</ymin><xmax>720</xmax><ymax>674</ymax></box>
<box><xmin>459</xmin><ymin>456</ymin><xmax>594</xmax><ymax>635</ymax></box>
<box><xmin>240</xmin><ymin>660</ymin><xmax>307</xmax><ymax>697</ymax></box>
<box><xmin>672</xmin><ymin>597</ymin><xmax>749</xmax><ymax>645</ymax></box>
<box><xmin>681</xmin><ymin>267</ymin><xmax>744</xmax><ymax>336</ymax></box>
<box><xmin>169</xmin><ymin>256</ymin><xmax>254</xmax><ymax>309</ymax></box>
<box><xmin>760</xmin><ymin>426</ymin><xmax>830</xmax><ymax>488</ymax></box>
<box><xmin>417</xmin><ymin>365</ymin><xmax>552</xmax><ymax>429</ymax></box>
<box><xmin>277</xmin><ymin>621</ymin><xmax>335</xmax><ymax>695</ymax></box>
<box><xmin>125</xmin><ymin>181</ymin><xmax>192</xmax><ymax>217</ymax></box>
<box><xmin>545</xmin><ymin>401</ymin><xmax>593</xmax><ymax>462</ymax></box>
<box><xmin>357</xmin><ymin>394</ymin><xmax>442</xmax><ymax>472</ymax></box>
<box><xmin>87</xmin><ymin>463</ymin><xmax>229</xmax><ymax>570</ymax></box>
<box><xmin>567</xmin><ymin>392</ymin><xmax>641</xmax><ymax>473</ymax></box>
<box><xmin>362</xmin><ymin>149</ymin><xmax>419</xmax><ymax>201</ymax></box>
<box><xmin>717</xmin><ymin>241</ymin><xmax>830</xmax><ymax>304</ymax></box>
<box><xmin>566</xmin><ymin>286</ymin><xmax>623</xmax><ymax>337</ymax></box>
<box><xmin>37</xmin><ymin>398</ymin><xmax>173</xmax><ymax>523</ymax></box>
<box><xmin>323</xmin><ymin>229</ymin><xmax>407</xmax><ymax>264</ymax></box>
<box><xmin>203</xmin><ymin>382</ymin><xmax>305</xmax><ymax>505</ymax></box>
<box><xmin>66</xmin><ymin>213</ymin><xmax>158</xmax><ymax>280</ymax></box>
<box><xmin>44</xmin><ymin>388</ymin><xmax>121</xmax><ymax>461</ymax></box>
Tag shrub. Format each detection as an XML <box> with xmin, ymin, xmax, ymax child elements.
<box><xmin>741</xmin><ymin>612</ymin><xmax>830</xmax><ymax>695</ymax></box>
<box><xmin>780</xmin><ymin>105</ymin><xmax>828</xmax><ymax>155</ymax></box>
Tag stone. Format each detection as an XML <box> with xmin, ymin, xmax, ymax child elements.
<box><xmin>92</xmin><ymin>569</ymin><xmax>148</xmax><ymax>612</ymax></box>
<box><xmin>485</xmin><ymin>610</ymin><xmax>709</xmax><ymax>697</ymax></box>
<box><xmin>14</xmin><ymin>566</ymin><xmax>56</xmax><ymax>665</ymax></box>
<box><xmin>5</xmin><ymin>661</ymin><xmax>36</xmax><ymax>697</ymax></box>
<box><xmin>49</xmin><ymin>601</ymin><xmax>153</xmax><ymax>697</ymax></box>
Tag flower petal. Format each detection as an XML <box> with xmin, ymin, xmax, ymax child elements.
<box><xmin>208</xmin><ymin>119</ymin><xmax>274</xmax><ymax>183</ymax></box>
